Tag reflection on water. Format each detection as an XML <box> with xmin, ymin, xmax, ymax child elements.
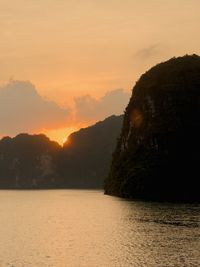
<box><xmin>0</xmin><ymin>190</ymin><xmax>200</xmax><ymax>267</ymax></box>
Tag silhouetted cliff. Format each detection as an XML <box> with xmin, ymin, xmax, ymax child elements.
<box><xmin>104</xmin><ymin>55</ymin><xmax>200</xmax><ymax>202</ymax></box>
<box><xmin>0</xmin><ymin>134</ymin><xmax>60</xmax><ymax>188</ymax></box>
<box><xmin>58</xmin><ymin>115</ymin><xmax>123</xmax><ymax>188</ymax></box>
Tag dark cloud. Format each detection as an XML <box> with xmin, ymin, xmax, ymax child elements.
<box><xmin>74</xmin><ymin>89</ymin><xmax>130</xmax><ymax>122</ymax></box>
<box><xmin>0</xmin><ymin>80</ymin><xmax>70</xmax><ymax>135</ymax></box>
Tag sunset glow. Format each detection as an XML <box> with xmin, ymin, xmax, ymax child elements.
<box><xmin>43</xmin><ymin>127</ymin><xmax>78</xmax><ymax>146</ymax></box>
<box><xmin>0</xmin><ymin>2</ymin><xmax>200</xmax><ymax>266</ymax></box>
<box><xmin>1</xmin><ymin>1</ymin><xmax>200</xmax><ymax>142</ymax></box>
<box><xmin>62</xmin><ymin>137</ymin><xmax>68</xmax><ymax>145</ymax></box>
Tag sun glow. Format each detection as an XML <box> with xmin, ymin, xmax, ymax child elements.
<box><xmin>42</xmin><ymin>127</ymin><xmax>78</xmax><ymax>146</ymax></box>
<box><xmin>62</xmin><ymin>137</ymin><xmax>68</xmax><ymax>145</ymax></box>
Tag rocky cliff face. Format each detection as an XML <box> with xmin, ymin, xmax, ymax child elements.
<box><xmin>104</xmin><ymin>55</ymin><xmax>200</xmax><ymax>202</ymax></box>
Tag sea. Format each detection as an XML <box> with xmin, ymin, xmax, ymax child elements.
<box><xmin>0</xmin><ymin>190</ymin><xmax>200</xmax><ymax>267</ymax></box>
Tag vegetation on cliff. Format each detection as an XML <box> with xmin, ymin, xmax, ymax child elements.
<box><xmin>104</xmin><ymin>55</ymin><xmax>200</xmax><ymax>202</ymax></box>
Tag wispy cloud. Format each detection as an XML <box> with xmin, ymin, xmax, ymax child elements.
<box><xmin>134</xmin><ymin>44</ymin><xmax>162</xmax><ymax>60</ymax></box>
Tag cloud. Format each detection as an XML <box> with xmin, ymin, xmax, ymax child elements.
<box><xmin>74</xmin><ymin>89</ymin><xmax>130</xmax><ymax>123</ymax></box>
<box><xmin>0</xmin><ymin>81</ymin><xmax>130</xmax><ymax>139</ymax></box>
<box><xmin>0</xmin><ymin>80</ymin><xmax>70</xmax><ymax>135</ymax></box>
<box><xmin>134</xmin><ymin>44</ymin><xmax>162</xmax><ymax>60</ymax></box>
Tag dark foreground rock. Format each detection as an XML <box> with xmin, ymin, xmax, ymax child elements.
<box><xmin>104</xmin><ymin>55</ymin><xmax>200</xmax><ymax>202</ymax></box>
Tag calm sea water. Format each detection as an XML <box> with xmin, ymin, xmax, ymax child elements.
<box><xmin>0</xmin><ymin>190</ymin><xmax>200</xmax><ymax>267</ymax></box>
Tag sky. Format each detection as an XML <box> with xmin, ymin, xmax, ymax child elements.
<box><xmin>0</xmin><ymin>0</ymin><xmax>200</xmax><ymax>144</ymax></box>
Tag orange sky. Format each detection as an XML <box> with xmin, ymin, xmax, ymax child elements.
<box><xmin>1</xmin><ymin>0</ymin><xmax>200</xmax><ymax>144</ymax></box>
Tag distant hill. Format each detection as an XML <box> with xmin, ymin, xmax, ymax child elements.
<box><xmin>104</xmin><ymin>55</ymin><xmax>200</xmax><ymax>202</ymax></box>
<box><xmin>58</xmin><ymin>115</ymin><xmax>123</xmax><ymax>188</ymax></box>
<box><xmin>0</xmin><ymin>115</ymin><xmax>123</xmax><ymax>188</ymax></box>
<box><xmin>0</xmin><ymin>134</ymin><xmax>60</xmax><ymax>188</ymax></box>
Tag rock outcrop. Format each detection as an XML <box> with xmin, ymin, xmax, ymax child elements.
<box><xmin>58</xmin><ymin>115</ymin><xmax>123</xmax><ymax>188</ymax></box>
<box><xmin>0</xmin><ymin>134</ymin><xmax>60</xmax><ymax>188</ymax></box>
<box><xmin>104</xmin><ymin>55</ymin><xmax>200</xmax><ymax>202</ymax></box>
